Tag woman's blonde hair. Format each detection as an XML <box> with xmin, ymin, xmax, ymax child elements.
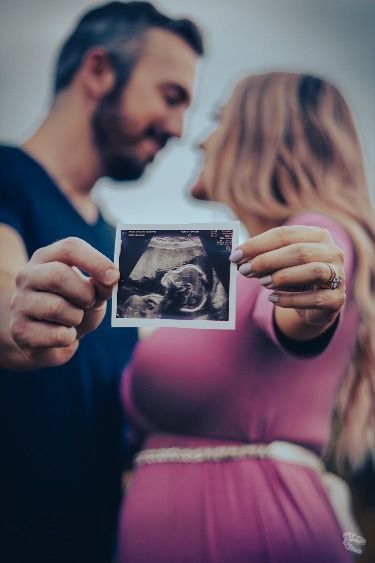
<box><xmin>205</xmin><ymin>72</ymin><xmax>375</xmax><ymax>469</ymax></box>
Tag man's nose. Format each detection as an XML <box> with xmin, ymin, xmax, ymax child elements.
<box><xmin>165</xmin><ymin>110</ymin><xmax>184</xmax><ymax>138</ymax></box>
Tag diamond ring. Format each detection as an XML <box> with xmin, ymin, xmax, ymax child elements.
<box><xmin>319</xmin><ymin>263</ymin><xmax>342</xmax><ymax>290</ymax></box>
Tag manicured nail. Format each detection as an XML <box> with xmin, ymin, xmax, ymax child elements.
<box><xmin>229</xmin><ymin>249</ymin><xmax>244</xmax><ymax>263</ymax></box>
<box><xmin>103</xmin><ymin>268</ymin><xmax>119</xmax><ymax>285</ymax></box>
<box><xmin>239</xmin><ymin>263</ymin><xmax>252</xmax><ymax>276</ymax></box>
<box><xmin>259</xmin><ymin>275</ymin><xmax>272</xmax><ymax>286</ymax></box>
<box><xmin>268</xmin><ymin>294</ymin><xmax>279</xmax><ymax>303</ymax></box>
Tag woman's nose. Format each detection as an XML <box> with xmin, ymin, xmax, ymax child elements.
<box><xmin>198</xmin><ymin>137</ymin><xmax>207</xmax><ymax>150</ymax></box>
<box><xmin>198</xmin><ymin>126</ymin><xmax>217</xmax><ymax>151</ymax></box>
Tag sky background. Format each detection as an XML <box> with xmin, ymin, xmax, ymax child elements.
<box><xmin>1</xmin><ymin>0</ymin><xmax>374</xmax><ymax>233</ymax></box>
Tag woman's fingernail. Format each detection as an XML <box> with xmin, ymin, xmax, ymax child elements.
<box><xmin>229</xmin><ymin>249</ymin><xmax>244</xmax><ymax>263</ymax></box>
<box><xmin>239</xmin><ymin>263</ymin><xmax>252</xmax><ymax>276</ymax></box>
<box><xmin>268</xmin><ymin>294</ymin><xmax>279</xmax><ymax>303</ymax></box>
<box><xmin>259</xmin><ymin>275</ymin><xmax>272</xmax><ymax>286</ymax></box>
<box><xmin>103</xmin><ymin>268</ymin><xmax>119</xmax><ymax>285</ymax></box>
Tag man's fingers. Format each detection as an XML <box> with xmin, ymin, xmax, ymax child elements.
<box><xmin>17</xmin><ymin>262</ymin><xmax>96</xmax><ymax>308</ymax></box>
<box><xmin>71</xmin><ymin>268</ymin><xmax>115</xmax><ymax>307</ymax></box>
<box><xmin>19</xmin><ymin>291</ymin><xmax>85</xmax><ymax>326</ymax></box>
<box><xmin>90</xmin><ymin>278</ymin><xmax>117</xmax><ymax>304</ymax></box>
<box><xmin>10</xmin><ymin>238</ymin><xmax>118</xmax><ymax>361</ymax></box>
<box><xmin>11</xmin><ymin>318</ymin><xmax>78</xmax><ymax>350</ymax></box>
<box><xmin>18</xmin><ymin>263</ymin><xmax>114</xmax><ymax>310</ymax></box>
<box><xmin>21</xmin><ymin>342</ymin><xmax>80</xmax><ymax>368</ymax></box>
<box><xmin>76</xmin><ymin>301</ymin><xmax>108</xmax><ymax>338</ymax></box>
<box><xmin>8</xmin><ymin>238</ymin><xmax>118</xmax><ymax>367</ymax></box>
<box><xmin>230</xmin><ymin>226</ymin><xmax>333</xmax><ymax>263</ymax></box>
<box><xmin>30</xmin><ymin>237</ymin><xmax>119</xmax><ymax>287</ymax></box>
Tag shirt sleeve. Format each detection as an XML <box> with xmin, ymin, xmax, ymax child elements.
<box><xmin>253</xmin><ymin>212</ymin><xmax>356</xmax><ymax>357</ymax></box>
<box><xmin>0</xmin><ymin>175</ymin><xmax>28</xmax><ymax>239</ymax></box>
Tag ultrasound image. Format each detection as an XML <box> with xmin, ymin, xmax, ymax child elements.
<box><xmin>116</xmin><ymin>230</ymin><xmax>233</xmax><ymax>322</ymax></box>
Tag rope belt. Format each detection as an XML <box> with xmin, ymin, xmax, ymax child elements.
<box><xmin>134</xmin><ymin>439</ymin><xmax>361</xmax><ymax>535</ymax></box>
<box><xmin>134</xmin><ymin>440</ymin><xmax>325</xmax><ymax>473</ymax></box>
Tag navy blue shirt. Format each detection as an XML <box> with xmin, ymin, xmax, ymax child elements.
<box><xmin>0</xmin><ymin>146</ymin><xmax>138</xmax><ymax>562</ymax></box>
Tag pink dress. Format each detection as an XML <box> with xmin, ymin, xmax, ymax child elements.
<box><xmin>118</xmin><ymin>213</ymin><xmax>357</xmax><ymax>563</ymax></box>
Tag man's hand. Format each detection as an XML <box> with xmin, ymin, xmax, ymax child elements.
<box><xmin>9</xmin><ymin>237</ymin><xmax>119</xmax><ymax>368</ymax></box>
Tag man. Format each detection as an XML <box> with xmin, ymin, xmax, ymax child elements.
<box><xmin>0</xmin><ymin>2</ymin><xmax>203</xmax><ymax>561</ymax></box>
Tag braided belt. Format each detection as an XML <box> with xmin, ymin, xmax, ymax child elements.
<box><xmin>134</xmin><ymin>440</ymin><xmax>324</xmax><ymax>473</ymax></box>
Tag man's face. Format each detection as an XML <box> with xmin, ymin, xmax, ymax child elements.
<box><xmin>92</xmin><ymin>28</ymin><xmax>198</xmax><ymax>181</ymax></box>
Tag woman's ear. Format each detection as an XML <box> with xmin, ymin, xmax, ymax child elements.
<box><xmin>79</xmin><ymin>48</ymin><xmax>116</xmax><ymax>100</ymax></box>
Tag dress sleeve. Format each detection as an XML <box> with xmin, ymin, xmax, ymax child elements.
<box><xmin>253</xmin><ymin>212</ymin><xmax>356</xmax><ymax>357</ymax></box>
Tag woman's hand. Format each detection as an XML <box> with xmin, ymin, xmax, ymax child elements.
<box><xmin>230</xmin><ymin>225</ymin><xmax>346</xmax><ymax>338</ymax></box>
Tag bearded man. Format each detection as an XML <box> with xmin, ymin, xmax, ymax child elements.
<box><xmin>0</xmin><ymin>3</ymin><xmax>203</xmax><ymax>561</ymax></box>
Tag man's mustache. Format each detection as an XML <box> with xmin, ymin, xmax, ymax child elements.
<box><xmin>143</xmin><ymin>126</ymin><xmax>171</xmax><ymax>149</ymax></box>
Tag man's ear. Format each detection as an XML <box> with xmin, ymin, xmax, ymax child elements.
<box><xmin>80</xmin><ymin>48</ymin><xmax>116</xmax><ymax>100</ymax></box>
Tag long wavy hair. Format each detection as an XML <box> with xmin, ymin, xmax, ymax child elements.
<box><xmin>204</xmin><ymin>72</ymin><xmax>375</xmax><ymax>470</ymax></box>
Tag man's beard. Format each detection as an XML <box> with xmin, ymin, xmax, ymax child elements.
<box><xmin>100</xmin><ymin>152</ymin><xmax>146</xmax><ymax>182</ymax></box>
<box><xmin>92</xmin><ymin>89</ymin><xmax>170</xmax><ymax>181</ymax></box>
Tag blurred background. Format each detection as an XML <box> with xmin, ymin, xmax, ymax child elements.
<box><xmin>1</xmin><ymin>1</ymin><xmax>374</xmax><ymax>559</ymax></box>
<box><xmin>1</xmin><ymin>0</ymin><xmax>374</xmax><ymax>232</ymax></box>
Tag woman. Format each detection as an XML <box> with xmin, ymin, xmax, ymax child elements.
<box><xmin>118</xmin><ymin>73</ymin><xmax>375</xmax><ymax>562</ymax></box>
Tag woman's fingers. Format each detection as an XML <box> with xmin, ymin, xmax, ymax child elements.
<box><xmin>230</xmin><ymin>226</ymin><xmax>346</xmax><ymax>327</ymax></box>
<box><xmin>258</xmin><ymin>262</ymin><xmax>345</xmax><ymax>290</ymax></box>
<box><xmin>230</xmin><ymin>225</ymin><xmax>333</xmax><ymax>263</ymax></box>
<box><xmin>267</xmin><ymin>288</ymin><xmax>345</xmax><ymax>311</ymax></box>
<box><xmin>236</xmin><ymin>243</ymin><xmax>344</xmax><ymax>278</ymax></box>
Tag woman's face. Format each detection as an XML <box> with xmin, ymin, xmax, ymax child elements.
<box><xmin>190</xmin><ymin>106</ymin><xmax>227</xmax><ymax>201</ymax></box>
<box><xmin>190</xmin><ymin>96</ymin><xmax>278</xmax><ymax>236</ymax></box>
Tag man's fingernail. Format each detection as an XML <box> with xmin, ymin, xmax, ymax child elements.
<box><xmin>268</xmin><ymin>294</ymin><xmax>279</xmax><ymax>303</ymax></box>
<box><xmin>239</xmin><ymin>263</ymin><xmax>252</xmax><ymax>276</ymax></box>
<box><xmin>103</xmin><ymin>268</ymin><xmax>119</xmax><ymax>285</ymax></box>
<box><xmin>87</xmin><ymin>298</ymin><xmax>97</xmax><ymax>309</ymax></box>
<box><xmin>229</xmin><ymin>249</ymin><xmax>244</xmax><ymax>263</ymax></box>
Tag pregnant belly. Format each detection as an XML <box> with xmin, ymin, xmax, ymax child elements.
<box><xmin>117</xmin><ymin>437</ymin><xmax>351</xmax><ymax>563</ymax></box>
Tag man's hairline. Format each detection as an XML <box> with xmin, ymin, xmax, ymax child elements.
<box><xmin>54</xmin><ymin>25</ymin><xmax>200</xmax><ymax>100</ymax></box>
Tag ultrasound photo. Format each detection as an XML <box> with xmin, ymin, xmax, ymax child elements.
<box><xmin>111</xmin><ymin>223</ymin><xmax>239</xmax><ymax>329</ymax></box>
